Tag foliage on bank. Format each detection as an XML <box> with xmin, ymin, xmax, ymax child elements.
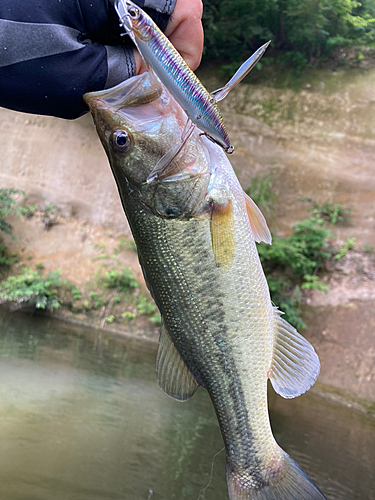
<box><xmin>202</xmin><ymin>0</ymin><xmax>375</xmax><ymax>70</ymax></box>
<box><xmin>255</xmin><ymin>192</ymin><xmax>353</xmax><ymax>328</ymax></box>
<box><xmin>0</xmin><ymin>188</ymin><xmax>160</xmax><ymax>326</ymax></box>
<box><xmin>0</xmin><ymin>186</ymin><xmax>359</xmax><ymax>331</ymax></box>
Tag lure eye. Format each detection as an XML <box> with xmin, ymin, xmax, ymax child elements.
<box><xmin>112</xmin><ymin>130</ymin><xmax>131</xmax><ymax>153</ymax></box>
<box><xmin>128</xmin><ymin>7</ymin><xmax>139</xmax><ymax>19</ymax></box>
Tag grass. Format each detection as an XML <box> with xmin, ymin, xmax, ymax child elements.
<box><xmin>302</xmin><ymin>197</ymin><xmax>352</xmax><ymax>224</ymax></box>
<box><xmin>245</xmin><ymin>170</ymin><xmax>277</xmax><ymax>216</ymax></box>
<box><xmin>100</xmin><ymin>267</ymin><xmax>139</xmax><ymax>292</ymax></box>
<box><xmin>258</xmin><ymin>216</ymin><xmax>334</xmax><ymax>329</ymax></box>
<box><xmin>335</xmin><ymin>238</ymin><xmax>356</xmax><ymax>260</ymax></box>
<box><xmin>258</xmin><ymin>196</ymin><xmax>355</xmax><ymax>329</ymax></box>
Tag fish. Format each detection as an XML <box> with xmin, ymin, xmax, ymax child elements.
<box><xmin>84</xmin><ymin>72</ymin><xmax>326</xmax><ymax>500</ymax></box>
<box><xmin>114</xmin><ymin>0</ymin><xmax>270</xmax><ymax>155</ymax></box>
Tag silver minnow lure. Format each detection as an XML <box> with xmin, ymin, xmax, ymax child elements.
<box><xmin>115</xmin><ymin>0</ymin><xmax>269</xmax><ymax>154</ymax></box>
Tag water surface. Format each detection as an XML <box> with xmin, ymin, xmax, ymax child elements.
<box><xmin>0</xmin><ymin>311</ymin><xmax>374</xmax><ymax>500</ymax></box>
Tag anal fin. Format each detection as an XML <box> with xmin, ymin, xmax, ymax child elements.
<box><xmin>269</xmin><ymin>308</ymin><xmax>320</xmax><ymax>399</ymax></box>
<box><xmin>156</xmin><ymin>322</ymin><xmax>199</xmax><ymax>401</ymax></box>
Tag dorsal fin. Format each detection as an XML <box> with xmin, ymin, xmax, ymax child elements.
<box><xmin>243</xmin><ymin>191</ymin><xmax>272</xmax><ymax>244</ymax></box>
<box><xmin>210</xmin><ymin>199</ymin><xmax>235</xmax><ymax>268</ymax></box>
<box><xmin>269</xmin><ymin>308</ymin><xmax>320</xmax><ymax>399</ymax></box>
<box><xmin>156</xmin><ymin>322</ymin><xmax>199</xmax><ymax>401</ymax></box>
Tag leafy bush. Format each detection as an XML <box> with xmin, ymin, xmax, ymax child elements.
<box><xmin>89</xmin><ymin>292</ymin><xmax>105</xmax><ymax>309</ymax></box>
<box><xmin>137</xmin><ymin>295</ymin><xmax>157</xmax><ymax>315</ymax></box>
<box><xmin>122</xmin><ymin>311</ymin><xmax>136</xmax><ymax>320</ymax></box>
<box><xmin>302</xmin><ymin>198</ymin><xmax>352</xmax><ymax>224</ymax></box>
<box><xmin>301</xmin><ymin>275</ymin><xmax>329</xmax><ymax>293</ymax></box>
<box><xmin>258</xmin><ymin>216</ymin><xmax>334</xmax><ymax>328</ymax></box>
<box><xmin>42</xmin><ymin>203</ymin><xmax>61</xmax><ymax>230</ymax></box>
<box><xmin>0</xmin><ymin>245</ymin><xmax>18</xmax><ymax>267</ymax></box>
<box><xmin>335</xmin><ymin>237</ymin><xmax>356</xmax><ymax>260</ymax></box>
<box><xmin>0</xmin><ymin>188</ymin><xmax>27</xmax><ymax>235</ymax></box>
<box><xmin>0</xmin><ymin>268</ymin><xmax>63</xmax><ymax>310</ymax></box>
<box><xmin>101</xmin><ymin>267</ymin><xmax>139</xmax><ymax>292</ymax></box>
<box><xmin>137</xmin><ymin>295</ymin><xmax>161</xmax><ymax>325</ymax></box>
<box><xmin>0</xmin><ymin>265</ymin><xmax>83</xmax><ymax>311</ymax></box>
<box><xmin>258</xmin><ymin>217</ymin><xmax>333</xmax><ymax>276</ymax></box>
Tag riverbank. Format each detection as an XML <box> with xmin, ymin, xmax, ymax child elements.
<box><xmin>1</xmin><ymin>206</ymin><xmax>374</xmax><ymax>413</ymax></box>
<box><xmin>0</xmin><ymin>65</ymin><xmax>374</xmax><ymax>408</ymax></box>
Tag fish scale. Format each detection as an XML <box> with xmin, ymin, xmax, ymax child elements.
<box><xmin>122</xmin><ymin>165</ymin><xmax>277</xmax><ymax>483</ymax></box>
<box><xmin>84</xmin><ymin>72</ymin><xmax>326</xmax><ymax>500</ymax></box>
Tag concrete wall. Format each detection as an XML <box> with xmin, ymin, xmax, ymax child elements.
<box><xmin>0</xmin><ymin>107</ymin><xmax>130</xmax><ymax>233</ymax></box>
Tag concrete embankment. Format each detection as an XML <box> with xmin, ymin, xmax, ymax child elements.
<box><xmin>0</xmin><ymin>67</ymin><xmax>374</xmax><ymax>406</ymax></box>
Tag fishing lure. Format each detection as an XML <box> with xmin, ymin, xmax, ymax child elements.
<box><xmin>115</xmin><ymin>0</ymin><xmax>269</xmax><ymax>161</ymax></box>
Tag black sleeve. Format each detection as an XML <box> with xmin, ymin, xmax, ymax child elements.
<box><xmin>0</xmin><ymin>0</ymin><xmax>176</xmax><ymax>119</ymax></box>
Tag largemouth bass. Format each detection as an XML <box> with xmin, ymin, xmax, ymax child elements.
<box><xmin>84</xmin><ymin>73</ymin><xmax>326</xmax><ymax>500</ymax></box>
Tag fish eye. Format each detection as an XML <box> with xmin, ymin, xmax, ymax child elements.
<box><xmin>112</xmin><ymin>130</ymin><xmax>131</xmax><ymax>152</ymax></box>
<box><xmin>128</xmin><ymin>7</ymin><xmax>139</xmax><ymax>19</ymax></box>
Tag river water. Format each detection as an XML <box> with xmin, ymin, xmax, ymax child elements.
<box><xmin>0</xmin><ymin>311</ymin><xmax>374</xmax><ymax>500</ymax></box>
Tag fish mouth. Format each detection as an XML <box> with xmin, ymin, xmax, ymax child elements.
<box><xmin>83</xmin><ymin>73</ymin><xmax>163</xmax><ymax>111</ymax></box>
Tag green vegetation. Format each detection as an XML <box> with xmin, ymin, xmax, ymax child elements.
<box><xmin>363</xmin><ymin>243</ymin><xmax>374</xmax><ymax>253</ymax></box>
<box><xmin>113</xmin><ymin>236</ymin><xmax>137</xmax><ymax>255</ymax></box>
<box><xmin>101</xmin><ymin>267</ymin><xmax>139</xmax><ymax>292</ymax></box>
<box><xmin>335</xmin><ymin>237</ymin><xmax>356</xmax><ymax>260</ymax></box>
<box><xmin>0</xmin><ymin>188</ymin><xmax>27</xmax><ymax>235</ymax></box>
<box><xmin>88</xmin><ymin>292</ymin><xmax>106</xmax><ymax>309</ymax></box>
<box><xmin>245</xmin><ymin>170</ymin><xmax>277</xmax><ymax>216</ymax></box>
<box><xmin>0</xmin><ymin>268</ymin><xmax>64</xmax><ymax>311</ymax></box>
<box><xmin>42</xmin><ymin>202</ymin><xmax>61</xmax><ymax>229</ymax></box>
<box><xmin>202</xmin><ymin>0</ymin><xmax>375</xmax><ymax>71</ymax></box>
<box><xmin>0</xmin><ymin>266</ymin><xmax>83</xmax><ymax>312</ymax></box>
<box><xmin>258</xmin><ymin>216</ymin><xmax>333</xmax><ymax>329</ymax></box>
<box><xmin>301</xmin><ymin>274</ymin><xmax>330</xmax><ymax>293</ymax></box>
<box><xmin>302</xmin><ymin>197</ymin><xmax>352</xmax><ymax>224</ymax></box>
<box><xmin>0</xmin><ymin>188</ymin><xmax>159</xmax><ymax>326</ymax></box>
<box><xmin>0</xmin><ymin>245</ymin><xmax>18</xmax><ymax>267</ymax></box>
<box><xmin>257</xmin><ymin>192</ymin><xmax>357</xmax><ymax>329</ymax></box>
<box><xmin>122</xmin><ymin>311</ymin><xmax>136</xmax><ymax>320</ymax></box>
<box><xmin>137</xmin><ymin>295</ymin><xmax>162</xmax><ymax>325</ymax></box>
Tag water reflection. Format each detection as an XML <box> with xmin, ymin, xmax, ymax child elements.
<box><xmin>0</xmin><ymin>311</ymin><xmax>373</xmax><ymax>500</ymax></box>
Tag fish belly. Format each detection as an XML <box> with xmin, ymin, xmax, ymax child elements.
<box><xmin>124</xmin><ymin>191</ymin><xmax>278</xmax><ymax>481</ymax></box>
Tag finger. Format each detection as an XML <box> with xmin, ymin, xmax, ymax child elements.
<box><xmin>165</xmin><ymin>0</ymin><xmax>204</xmax><ymax>71</ymax></box>
<box><xmin>133</xmin><ymin>48</ymin><xmax>148</xmax><ymax>75</ymax></box>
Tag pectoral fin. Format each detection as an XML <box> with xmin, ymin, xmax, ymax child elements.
<box><xmin>269</xmin><ymin>309</ymin><xmax>320</xmax><ymax>399</ymax></box>
<box><xmin>156</xmin><ymin>322</ymin><xmax>199</xmax><ymax>401</ymax></box>
<box><xmin>244</xmin><ymin>191</ymin><xmax>272</xmax><ymax>244</ymax></box>
<box><xmin>210</xmin><ymin>200</ymin><xmax>235</xmax><ymax>268</ymax></box>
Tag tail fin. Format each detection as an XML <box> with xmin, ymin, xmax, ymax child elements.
<box><xmin>226</xmin><ymin>451</ymin><xmax>326</xmax><ymax>500</ymax></box>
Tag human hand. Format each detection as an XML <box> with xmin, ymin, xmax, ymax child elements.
<box><xmin>0</xmin><ymin>0</ymin><xmax>200</xmax><ymax>118</ymax></box>
<box><xmin>134</xmin><ymin>0</ymin><xmax>204</xmax><ymax>75</ymax></box>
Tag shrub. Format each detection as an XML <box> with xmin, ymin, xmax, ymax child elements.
<box><xmin>302</xmin><ymin>198</ymin><xmax>352</xmax><ymax>224</ymax></box>
<box><xmin>0</xmin><ymin>188</ymin><xmax>27</xmax><ymax>235</ymax></box>
<box><xmin>258</xmin><ymin>216</ymin><xmax>334</xmax><ymax>328</ymax></box>
<box><xmin>335</xmin><ymin>238</ymin><xmax>356</xmax><ymax>260</ymax></box>
<box><xmin>258</xmin><ymin>217</ymin><xmax>333</xmax><ymax>276</ymax></box>
<box><xmin>101</xmin><ymin>267</ymin><xmax>139</xmax><ymax>292</ymax></box>
<box><xmin>0</xmin><ymin>268</ymin><xmax>63</xmax><ymax>311</ymax></box>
